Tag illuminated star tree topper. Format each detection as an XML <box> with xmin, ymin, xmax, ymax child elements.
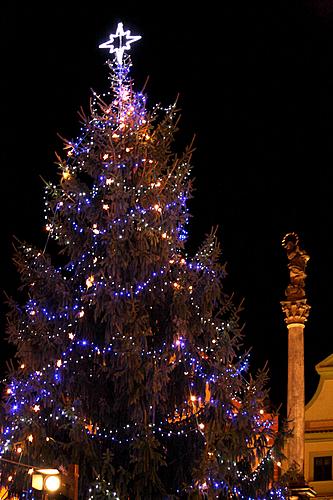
<box><xmin>99</xmin><ymin>22</ymin><xmax>141</xmax><ymax>65</ymax></box>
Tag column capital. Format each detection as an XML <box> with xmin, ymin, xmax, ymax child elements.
<box><xmin>280</xmin><ymin>299</ymin><xmax>311</xmax><ymax>326</ymax></box>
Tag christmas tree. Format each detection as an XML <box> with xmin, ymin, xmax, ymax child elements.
<box><xmin>1</xmin><ymin>23</ymin><xmax>287</xmax><ymax>499</ymax></box>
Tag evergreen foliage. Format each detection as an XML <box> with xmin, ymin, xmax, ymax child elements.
<box><xmin>1</xmin><ymin>31</ymin><xmax>288</xmax><ymax>499</ymax></box>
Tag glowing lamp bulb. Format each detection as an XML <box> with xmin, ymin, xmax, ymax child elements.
<box><xmin>190</xmin><ymin>395</ymin><xmax>196</xmax><ymax>402</ymax></box>
<box><xmin>27</xmin><ymin>434</ymin><xmax>33</xmax><ymax>442</ymax></box>
<box><xmin>44</xmin><ymin>475</ymin><xmax>61</xmax><ymax>492</ymax></box>
<box><xmin>16</xmin><ymin>446</ymin><xmax>22</xmax><ymax>453</ymax></box>
<box><xmin>32</xmin><ymin>404</ymin><xmax>40</xmax><ymax>413</ymax></box>
<box><xmin>56</xmin><ymin>359</ymin><xmax>62</xmax><ymax>368</ymax></box>
<box><xmin>62</xmin><ymin>170</ymin><xmax>71</xmax><ymax>180</ymax></box>
<box><xmin>198</xmin><ymin>423</ymin><xmax>205</xmax><ymax>430</ymax></box>
<box><xmin>259</xmin><ymin>409</ymin><xmax>264</xmax><ymax>415</ymax></box>
<box><xmin>86</xmin><ymin>275</ymin><xmax>94</xmax><ymax>289</ymax></box>
<box><xmin>6</xmin><ymin>388</ymin><xmax>12</xmax><ymax>394</ymax></box>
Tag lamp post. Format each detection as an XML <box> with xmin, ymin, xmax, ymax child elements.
<box><xmin>0</xmin><ymin>457</ymin><xmax>78</xmax><ymax>499</ymax></box>
<box><xmin>32</xmin><ymin>465</ymin><xmax>79</xmax><ymax>500</ymax></box>
<box><xmin>31</xmin><ymin>468</ymin><xmax>61</xmax><ymax>498</ymax></box>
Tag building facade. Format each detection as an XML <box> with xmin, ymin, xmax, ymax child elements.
<box><xmin>304</xmin><ymin>353</ymin><xmax>333</xmax><ymax>499</ymax></box>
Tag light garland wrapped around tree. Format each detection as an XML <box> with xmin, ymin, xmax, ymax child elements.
<box><xmin>1</xmin><ymin>22</ymin><xmax>288</xmax><ymax>499</ymax></box>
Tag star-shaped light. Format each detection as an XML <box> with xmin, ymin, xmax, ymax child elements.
<box><xmin>99</xmin><ymin>22</ymin><xmax>141</xmax><ymax>65</ymax></box>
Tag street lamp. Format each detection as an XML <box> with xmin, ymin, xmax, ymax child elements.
<box><xmin>32</xmin><ymin>468</ymin><xmax>61</xmax><ymax>494</ymax></box>
<box><xmin>0</xmin><ymin>457</ymin><xmax>78</xmax><ymax>499</ymax></box>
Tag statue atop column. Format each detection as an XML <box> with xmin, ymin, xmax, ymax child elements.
<box><xmin>282</xmin><ymin>232</ymin><xmax>310</xmax><ymax>301</ymax></box>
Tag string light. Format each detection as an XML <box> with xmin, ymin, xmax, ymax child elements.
<box><xmin>0</xmin><ymin>22</ymin><xmax>283</xmax><ymax>500</ymax></box>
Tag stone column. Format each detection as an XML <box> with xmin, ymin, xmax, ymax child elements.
<box><xmin>280</xmin><ymin>233</ymin><xmax>311</xmax><ymax>474</ymax></box>
<box><xmin>280</xmin><ymin>300</ymin><xmax>310</xmax><ymax>471</ymax></box>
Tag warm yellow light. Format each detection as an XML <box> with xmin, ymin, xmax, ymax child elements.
<box><xmin>28</xmin><ymin>468</ymin><xmax>34</xmax><ymax>475</ymax></box>
<box><xmin>0</xmin><ymin>486</ymin><xmax>8</xmax><ymax>498</ymax></box>
<box><xmin>32</xmin><ymin>405</ymin><xmax>40</xmax><ymax>412</ymax></box>
<box><xmin>86</xmin><ymin>275</ymin><xmax>94</xmax><ymax>289</ymax></box>
<box><xmin>102</xmin><ymin>204</ymin><xmax>109</xmax><ymax>210</ymax></box>
<box><xmin>153</xmin><ymin>204</ymin><xmax>160</xmax><ymax>211</ymax></box>
<box><xmin>62</xmin><ymin>170</ymin><xmax>71</xmax><ymax>181</ymax></box>
<box><xmin>161</xmin><ymin>233</ymin><xmax>167</xmax><ymax>239</ymax></box>
<box><xmin>190</xmin><ymin>395</ymin><xmax>196</xmax><ymax>402</ymax></box>
<box><xmin>6</xmin><ymin>388</ymin><xmax>12</xmax><ymax>394</ymax></box>
<box><xmin>68</xmin><ymin>332</ymin><xmax>75</xmax><ymax>340</ymax></box>
<box><xmin>20</xmin><ymin>364</ymin><xmax>25</xmax><ymax>369</ymax></box>
<box><xmin>32</xmin><ymin>474</ymin><xmax>43</xmax><ymax>490</ymax></box>
<box><xmin>37</xmin><ymin>469</ymin><xmax>59</xmax><ymax>475</ymax></box>
<box><xmin>56</xmin><ymin>359</ymin><xmax>62</xmax><ymax>368</ymax></box>
<box><xmin>16</xmin><ymin>446</ymin><xmax>22</xmax><ymax>454</ymax></box>
<box><xmin>277</xmin><ymin>461</ymin><xmax>282</xmax><ymax>468</ymax></box>
<box><xmin>8</xmin><ymin>476</ymin><xmax>13</xmax><ymax>482</ymax></box>
<box><xmin>44</xmin><ymin>475</ymin><xmax>61</xmax><ymax>492</ymax></box>
<box><xmin>27</xmin><ymin>434</ymin><xmax>33</xmax><ymax>442</ymax></box>
<box><xmin>198</xmin><ymin>423</ymin><xmax>205</xmax><ymax>430</ymax></box>
<box><xmin>259</xmin><ymin>409</ymin><xmax>264</xmax><ymax>415</ymax></box>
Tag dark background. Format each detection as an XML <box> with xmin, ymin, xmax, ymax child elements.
<box><xmin>1</xmin><ymin>1</ymin><xmax>333</xmax><ymax>416</ymax></box>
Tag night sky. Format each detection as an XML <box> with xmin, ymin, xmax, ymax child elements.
<box><xmin>2</xmin><ymin>1</ymin><xmax>333</xmax><ymax>416</ymax></box>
